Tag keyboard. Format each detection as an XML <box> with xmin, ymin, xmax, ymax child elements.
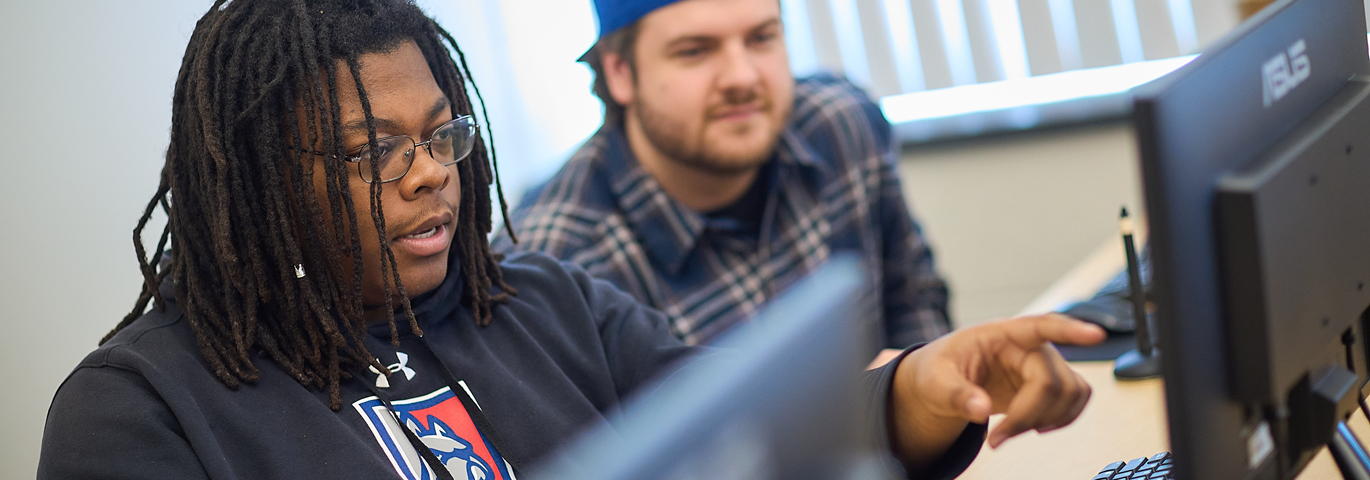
<box><xmin>1092</xmin><ymin>451</ymin><xmax>1175</xmax><ymax>479</ymax></box>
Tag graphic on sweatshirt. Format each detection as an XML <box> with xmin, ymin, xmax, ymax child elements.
<box><xmin>354</xmin><ymin>386</ymin><xmax>514</xmax><ymax>480</ymax></box>
<box><xmin>369</xmin><ymin>351</ymin><xmax>417</xmax><ymax>388</ymax></box>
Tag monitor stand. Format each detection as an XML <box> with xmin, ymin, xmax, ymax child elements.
<box><xmin>1113</xmin><ymin>347</ymin><xmax>1161</xmax><ymax>379</ymax></box>
<box><xmin>1331</xmin><ymin>420</ymin><xmax>1370</xmax><ymax>480</ymax></box>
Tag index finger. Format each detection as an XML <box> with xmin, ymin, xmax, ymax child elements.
<box><xmin>1001</xmin><ymin>314</ymin><xmax>1107</xmax><ymax>348</ymax></box>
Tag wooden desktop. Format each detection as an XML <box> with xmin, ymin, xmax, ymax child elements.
<box><xmin>959</xmin><ymin>233</ymin><xmax>1370</xmax><ymax>479</ymax></box>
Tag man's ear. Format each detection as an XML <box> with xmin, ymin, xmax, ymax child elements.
<box><xmin>601</xmin><ymin>51</ymin><xmax>636</xmax><ymax>107</ymax></box>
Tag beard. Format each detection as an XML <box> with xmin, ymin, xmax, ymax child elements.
<box><xmin>632</xmin><ymin>86</ymin><xmax>789</xmax><ymax>176</ymax></box>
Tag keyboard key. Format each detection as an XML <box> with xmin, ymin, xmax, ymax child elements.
<box><xmin>1093</xmin><ymin>453</ymin><xmax>1176</xmax><ymax>480</ymax></box>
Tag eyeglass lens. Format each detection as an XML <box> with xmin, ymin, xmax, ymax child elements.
<box><xmin>356</xmin><ymin>116</ymin><xmax>477</xmax><ymax>183</ymax></box>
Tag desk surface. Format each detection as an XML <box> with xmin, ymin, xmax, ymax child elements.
<box><xmin>958</xmin><ymin>361</ymin><xmax>1370</xmax><ymax>479</ymax></box>
<box><xmin>970</xmin><ymin>231</ymin><xmax>1370</xmax><ymax>479</ymax></box>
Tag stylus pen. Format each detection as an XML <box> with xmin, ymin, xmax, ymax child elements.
<box><xmin>1120</xmin><ymin>207</ymin><xmax>1154</xmax><ymax>354</ymax></box>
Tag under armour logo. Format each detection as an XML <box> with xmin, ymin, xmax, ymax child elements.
<box><xmin>369</xmin><ymin>352</ymin><xmax>416</xmax><ymax>388</ymax></box>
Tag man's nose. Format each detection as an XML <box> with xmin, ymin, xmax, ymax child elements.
<box><xmin>717</xmin><ymin>41</ymin><xmax>761</xmax><ymax>90</ymax></box>
<box><xmin>400</xmin><ymin>142</ymin><xmax>451</xmax><ymax>197</ymax></box>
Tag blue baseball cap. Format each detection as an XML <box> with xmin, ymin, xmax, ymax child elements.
<box><xmin>580</xmin><ymin>0</ymin><xmax>683</xmax><ymax>62</ymax></box>
<box><xmin>592</xmin><ymin>0</ymin><xmax>683</xmax><ymax>39</ymax></box>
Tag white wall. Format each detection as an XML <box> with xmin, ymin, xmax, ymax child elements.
<box><xmin>899</xmin><ymin>122</ymin><xmax>1145</xmax><ymax>328</ymax></box>
<box><xmin>0</xmin><ymin>2</ymin><xmax>205</xmax><ymax>476</ymax></box>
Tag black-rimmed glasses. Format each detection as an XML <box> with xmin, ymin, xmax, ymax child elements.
<box><xmin>298</xmin><ymin>115</ymin><xmax>479</xmax><ymax>184</ymax></box>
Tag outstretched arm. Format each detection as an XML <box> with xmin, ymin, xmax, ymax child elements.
<box><xmin>886</xmin><ymin>313</ymin><xmax>1105</xmax><ymax>473</ymax></box>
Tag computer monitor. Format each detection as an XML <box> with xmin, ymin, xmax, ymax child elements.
<box><xmin>1134</xmin><ymin>0</ymin><xmax>1370</xmax><ymax>478</ymax></box>
<box><xmin>528</xmin><ymin>255</ymin><xmax>894</xmax><ymax>479</ymax></box>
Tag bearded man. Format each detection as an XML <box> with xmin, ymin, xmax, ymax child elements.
<box><xmin>498</xmin><ymin>0</ymin><xmax>952</xmax><ymax>351</ymax></box>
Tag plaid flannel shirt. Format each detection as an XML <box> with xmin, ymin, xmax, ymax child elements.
<box><xmin>494</xmin><ymin>75</ymin><xmax>950</xmax><ymax>347</ymax></box>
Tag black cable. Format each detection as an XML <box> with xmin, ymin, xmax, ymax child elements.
<box><xmin>1342</xmin><ymin>330</ymin><xmax>1370</xmax><ymax>423</ymax></box>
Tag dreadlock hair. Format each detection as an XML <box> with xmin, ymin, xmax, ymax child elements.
<box><xmin>107</xmin><ymin>0</ymin><xmax>518</xmax><ymax>410</ymax></box>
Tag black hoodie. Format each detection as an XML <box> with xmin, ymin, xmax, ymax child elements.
<box><xmin>39</xmin><ymin>252</ymin><xmax>980</xmax><ymax>479</ymax></box>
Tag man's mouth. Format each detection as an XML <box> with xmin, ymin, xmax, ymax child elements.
<box><xmin>714</xmin><ymin>105</ymin><xmax>762</xmax><ymax>118</ymax></box>
<box><xmin>395</xmin><ymin>210</ymin><xmax>454</xmax><ymax>241</ymax></box>
<box><xmin>403</xmin><ymin>225</ymin><xmax>441</xmax><ymax>239</ymax></box>
<box><xmin>391</xmin><ymin>223</ymin><xmax>451</xmax><ymax>258</ymax></box>
<box><xmin>711</xmin><ymin>101</ymin><xmax>771</xmax><ymax>122</ymax></box>
<box><xmin>388</xmin><ymin>209</ymin><xmax>456</xmax><ymax>258</ymax></box>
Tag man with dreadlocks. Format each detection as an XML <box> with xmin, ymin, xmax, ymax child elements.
<box><xmin>39</xmin><ymin>0</ymin><xmax>1105</xmax><ymax>478</ymax></box>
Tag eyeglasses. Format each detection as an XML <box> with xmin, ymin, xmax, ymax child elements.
<box><xmin>299</xmin><ymin>115</ymin><xmax>479</xmax><ymax>184</ymax></box>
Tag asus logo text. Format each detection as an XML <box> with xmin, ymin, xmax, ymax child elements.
<box><xmin>1263</xmin><ymin>39</ymin><xmax>1311</xmax><ymax>107</ymax></box>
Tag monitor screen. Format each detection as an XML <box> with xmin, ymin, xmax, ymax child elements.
<box><xmin>1133</xmin><ymin>0</ymin><xmax>1370</xmax><ymax>477</ymax></box>
<box><xmin>528</xmin><ymin>254</ymin><xmax>892</xmax><ymax>480</ymax></box>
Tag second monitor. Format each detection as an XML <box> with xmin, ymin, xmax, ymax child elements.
<box><xmin>1134</xmin><ymin>0</ymin><xmax>1370</xmax><ymax>477</ymax></box>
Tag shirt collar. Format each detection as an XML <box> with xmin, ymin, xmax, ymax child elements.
<box><xmin>599</xmin><ymin>124</ymin><xmax>827</xmax><ymax>275</ymax></box>
<box><xmin>366</xmin><ymin>258</ymin><xmax>463</xmax><ymax>339</ymax></box>
<box><xmin>773</xmin><ymin>125</ymin><xmax>829</xmax><ymax>186</ymax></box>
<box><xmin>602</xmin><ymin>128</ymin><xmax>705</xmax><ymax>275</ymax></box>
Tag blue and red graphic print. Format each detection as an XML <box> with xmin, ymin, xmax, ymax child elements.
<box><xmin>353</xmin><ymin>387</ymin><xmax>514</xmax><ymax>480</ymax></box>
